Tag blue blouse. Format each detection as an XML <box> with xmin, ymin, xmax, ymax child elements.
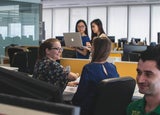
<box><xmin>76</xmin><ymin>36</ymin><xmax>90</xmax><ymax>59</ymax></box>
<box><xmin>72</xmin><ymin>62</ymin><xmax>119</xmax><ymax>115</ymax></box>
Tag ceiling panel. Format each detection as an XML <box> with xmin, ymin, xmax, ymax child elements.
<box><xmin>42</xmin><ymin>0</ymin><xmax>160</xmax><ymax>8</ymax></box>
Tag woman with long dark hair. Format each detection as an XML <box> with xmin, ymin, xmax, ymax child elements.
<box><xmin>72</xmin><ymin>37</ymin><xmax>119</xmax><ymax>115</ymax></box>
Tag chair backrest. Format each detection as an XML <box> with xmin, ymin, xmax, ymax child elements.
<box><xmin>0</xmin><ymin>67</ymin><xmax>62</xmax><ymax>103</ymax></box>
<box><xmin>12</xmin><ymin>47</ymin><xmax>38</xmax><ymax>74</ymax></box>
<box><xmin>93</xmin><ymin>77</ymin><xmax>136</xmax><ymax>115</ymax></box>
<box><xmin>27</xmin><ymin>47</ymin><xmax>39</xmax><ymax>74</ymax></box>
<box><xmin>128</xmin><ymin>52</ymin><xmax>140</xmax><ymax>62</ymax></box>
<box><xmin>12</xmin><ymin>51</ymin><xmax>28</xmax><ymax>73</ymax></box>
<box><xmin>7</xmin><ymin>47</ymin><xmax>24</xmax><ymax>66</ymax></box>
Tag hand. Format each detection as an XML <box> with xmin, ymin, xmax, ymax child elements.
<box><xmin>86</xmin><ymin>42</ymin><xmax>91</xmax><ymax>47</ymax></box>
<box><xmin>68</xmin><ymin>72</ymin><xmax>79</xmax><ymax>81</ymax></box>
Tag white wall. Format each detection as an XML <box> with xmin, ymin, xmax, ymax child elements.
<box><xmin>43</xmin><ymin>4</ymin><xmax>160</xmax><ymax>44</ymax></box>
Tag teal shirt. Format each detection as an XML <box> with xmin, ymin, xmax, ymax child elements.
<box><xmin>127</xmin><ymin>97</ymin><xmax>160</xmax><ymax>115</ymax></box>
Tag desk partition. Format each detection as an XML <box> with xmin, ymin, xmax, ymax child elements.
<box><xmin>60</xmin><ymin>58</ymin><xmax>137</xmax><ymax>79</ymax></box>
<box><xmin>60</xmin><ymin>58</ymin><xmax>90</xmax><ymax>75</ymax></box>
<box><xmin>114</xmin><ymin>61</ymin><xmax>137</xmax><ymax>79</ymax></box>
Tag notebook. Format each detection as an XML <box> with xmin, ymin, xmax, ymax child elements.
<box><xmin>63</xmin><ymin>32</ymin><xmax>83</xmax><ymax>47</ymax></box>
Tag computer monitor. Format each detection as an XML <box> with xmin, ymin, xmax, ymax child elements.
<box><xmin>0</xmin><ymin>67</ymin><xmax>62</xmax><ymax>102</ymax></box>
<box><xmin>0</xmin><ymin>93</ymin><xmax>80</xmax><ymax>115</ymax></box>
<box><xmin>56</xmin><ymin>36</ymin><xmax>65</xmax><ymax>46</ymax></box>
<box><xmin>108</xmin><ymin>36</ymin><xmax>115</xmax><ymax>43</ymax></box>
<box><xmin>131</xmin><ymin>38</ymin><xmax>141</xmax><ymax>43</ymax></box>
<box><xmin>157</xmin><ymin>32</ymin><xmax>160</xmax><ymax>44</ymax></box>
<box><xmin>122</xmin><ymin>44</ymin><xmax>147</xmax><ymax>61</ymax></box>
<box><xmin>118</xmin><ymin>38</ymin><xmax>128</xmax><ymax>48</ymax></box>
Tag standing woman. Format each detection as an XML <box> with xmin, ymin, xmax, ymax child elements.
<box><xmin>72</xmin><ymin>37</ymin><xmax>119</xmax><ymax>115</ymax></box>
<box><xmin>33</xmin><ymin>38</ymin><xmax>79</xmax><ymax>92</ymax></box>
<box><xmin>90</xmin><ymin>18</ymin><xmax>107</xmax><ymax>43</ymax></box>
<box><xmin>75</xmin><ymin>19</ymin><xmax>91</xmax><ymax>59</ymax></box>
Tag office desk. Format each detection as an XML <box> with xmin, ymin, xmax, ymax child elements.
<box><xmin>0</xmin><ymin>56</ymin><xmax>9</xmax><ymax>64</ymax></box>
<box><xmin>63</xmin><ymin>84</ymin><xmax>143</xmax><ymax>102</ymax></box>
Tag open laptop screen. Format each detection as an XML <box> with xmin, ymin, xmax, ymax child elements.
<box><xmin>63</xmin><ymin>32</ymin><xmax>83</xmax><ymax>47</ymax></box>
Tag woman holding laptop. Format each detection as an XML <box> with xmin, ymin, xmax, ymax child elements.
<box><xmin>74</xmin><ymin>19</ymin><xmax>91</xmax><ymax>59</ymax></box>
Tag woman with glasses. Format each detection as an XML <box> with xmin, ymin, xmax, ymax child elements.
<box><xmin>33</xmin><ymin>38</ymin><xmax>79</xmax><ymax>92</ymax></box>
<box><xmin>73</xmin><ymin>19</ymin><xmax>91</xmax><ymax>59</ymax></box>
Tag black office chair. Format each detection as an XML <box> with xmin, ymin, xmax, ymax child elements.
<box><xmin>0</xmin><ymin>67</ymin><xmax>63</xmax><ymax>103</ymax></box>
<box><xmin>27</xmin><ymin>47</ymin><xmax>39</xmax><ymax>74</ymax></box>
<box><xmin>12</xmin><ymin>47</ymin><xmax>39</xmax><ymax>74</ymax></box>
<box><xmin>62</xmin><ymin>49</ymin><xmax>76</xmax><ymax>58</ymax></box>
<box><xmin>128</xmin><ymin>52</ymin><xmax>140</xmax><ymax>62</ymax></box>
<box><xmin>93</xmin><ymin>77</ymin><xmax>136</xmax><ymax>115</ymax></box>
<box><xmin>7</xmin><ymin>47</ymin><xmax>24</xmax><ymax>66</ymax></box>
<box><xmin>12</xmin><ymin>51</ymin><xmax>29</xmax><ymax>73</ymax></box>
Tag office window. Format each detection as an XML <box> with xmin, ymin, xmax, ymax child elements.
<box><xmin>88</xmin><ymin>7</ymin><xmax>107</xmax><ymax>38</ymax></box>
<box><xmin>0</xmin><ymin>1</ymin><xmax>41</xmax><ymax>56</ymax></box>
<box><xmin>52</xmin><ymin>8</ymin><xmax>69</xmax><ymax>37</ymax></box>
<box><xmin>9</xmin><ymin>23</ymin><xmax>21</xmax><ymax>37</ymax></box>
<box><xmin>43</xmin><ymin>9</ymin><xmax>52</xmax><ymax>39</ymax></box>
<box><xmin>0</xmin><ymin>26</ymin><xmax>7</xmax><ymax>39</ymax></box>
<box><xmin>128</xmin><ymin>5</ymin><xmax>150</xmax><ymax>44</ymax></box>
<box><xmin>151</xmin><ymin>5</ymin><xmax>160</xmax><ymax>43</ymax></box>
<box><xmin>23</xmin><ymin>25</ymin><xmax>35</xmax><ymax>39</ymax></box>
<box><xmin>108</xmin><ymin>6</ymin><xmax>127</xmax><ymax>42</ymax></box>
<box><xmin>70</xmin><ymin>8</ymin><xmax>87</xmax><ymax>32</ymax></box>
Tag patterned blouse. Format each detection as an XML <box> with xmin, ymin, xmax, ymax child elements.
<box><xmin>33</xmin><ymin>57</ymin><xmax>69</xmax><ymax>92</ymax></box>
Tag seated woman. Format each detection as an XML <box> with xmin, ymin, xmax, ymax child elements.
<box><xmin>33</xmin><ymin>38</ymin><xmax>79</xmax><ymax>92</ymax></box>
<box><xmin>72</xmin><ymin>37</ymin><xmax>119</xmax><ymax>115</ymax></box>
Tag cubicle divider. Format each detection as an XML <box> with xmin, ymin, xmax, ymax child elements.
<box><xmin>60</xmin><ymin>58</ymin><xmax>138</xmax><ymax>79</ymax></box>
<box><xmin>114</xmin><ymin>61</ymin><xmax>137</xmax><ymax>79</ymax></box>
<box><xmin>60</xmin><ymin>58</ymin><xmax>90</xmax><ymax>75</ymax></box>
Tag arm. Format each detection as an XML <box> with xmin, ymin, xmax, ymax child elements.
<box><xmin>67</xmin><ymin>72</ymin><xmax>79</xmax><ymax>81</ymax></box>
<box><xmin>75</xmin><ymin>48</ymin><xmax>89</xmax><ymax>56</ymax></box>
<box><xmin>72</xmin><ymin>66</ymin><xmax>89</xmax><ymax>105</ymax></box>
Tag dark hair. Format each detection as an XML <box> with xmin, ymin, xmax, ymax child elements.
<box><xmin>75</xmin><ymin>19</ymin><xmax>88</xmax><ymax>36</ymax></box>
<box><xmin>91</xmin><ymin>37</ymin><xmax>111</xmax><ymax>62</ymax></box>
<box><xmin>91</xmin><ymin>19</ymin><xmax>105</xmax><ymax>40</ymax></box>
<box><xmin>140</xmin><ymin>45</ymin><xmax>160</xmax><ymax>70</ymax></box>
<box><xmin>38</xmin><ymin>38</ymin><xmax>60</xmax><ymax>60</ymax></box>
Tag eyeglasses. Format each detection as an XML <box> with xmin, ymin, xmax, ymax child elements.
<box><xmin>51</xmin><ymin>47</ymin><xmax>63</xmax><ymax>52</ymax></box>
<box><xmin>77</xmin><ymin>26</ymin><xmax>85</xmax><ymax>28</ymax></box>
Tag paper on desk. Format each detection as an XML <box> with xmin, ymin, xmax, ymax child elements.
<box><xmin>0</xmin><ymin>66</ymin><xmax>18</xmax><ymax>71</ymax></box>
<box><xmin>64</xmin><ymin>86</ymin><xmax>77</xmax><ymax>93</ymax></box>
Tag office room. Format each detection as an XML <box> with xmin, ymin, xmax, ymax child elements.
<box><xmin>0</xmin><ymin>0</ymin><xmax>160</xmax><ymax>115</ymax></box>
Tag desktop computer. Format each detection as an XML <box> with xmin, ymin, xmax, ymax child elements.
<box><xmin>157</xmin><ymin>32</ymin><xmax>160</xmax><ymax>44</ymax></box>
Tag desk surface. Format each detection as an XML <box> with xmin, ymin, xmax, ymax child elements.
<box><xmin>111</xmin><ymin>50</ymin><xmax>123</xmax><ymax>54</ymax></box>
<box><xmin>63</xmin><ymin>84</ymin><xmax>143</xmax><ymax>101</ymax></box>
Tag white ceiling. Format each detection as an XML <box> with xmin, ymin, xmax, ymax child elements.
<box><xmin>42</xmin><ymin>0</ymin><xmax>160</xmax><ymax>8</ymax></box>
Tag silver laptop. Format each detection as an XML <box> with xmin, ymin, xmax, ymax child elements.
<box><xmin>63</xmin><ymin>32</ymin><xmax>83</xmax><ymax>47</ymax></box>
